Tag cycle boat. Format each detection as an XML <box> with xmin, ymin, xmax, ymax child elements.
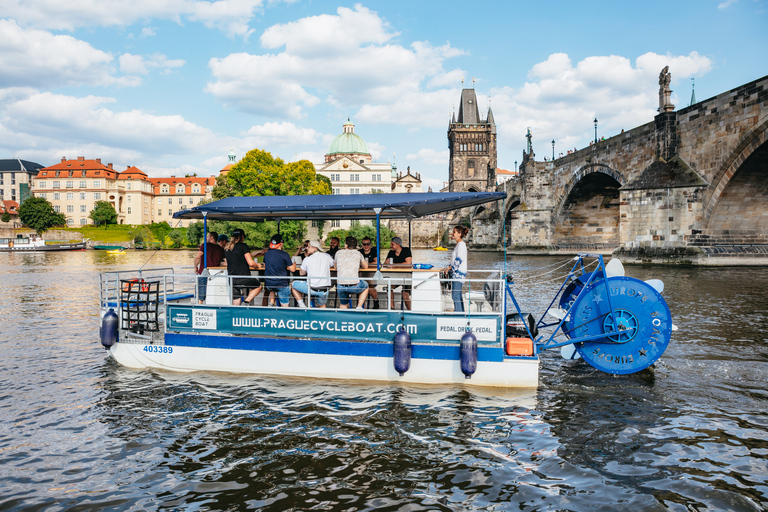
<box><xmin>97</xmin><ymin>192</ymin><xmax>675</xmax><ymax>388</ymax></box>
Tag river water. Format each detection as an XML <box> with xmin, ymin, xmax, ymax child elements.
<box><xmin>0</xmin><ymin>250</ymin><xmax>766</xmax><ymax>511</ymax></box>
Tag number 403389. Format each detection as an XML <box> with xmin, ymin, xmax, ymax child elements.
<box><xmin>143</xmin><ymin>345</ymin><xmax>173</xmax><ymax>354</ymax></box>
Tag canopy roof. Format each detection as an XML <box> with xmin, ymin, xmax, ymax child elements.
<box><xmin>174</xmin><ymin>191</ymin><xmax>506</xmax><ymax>222</ymax></box>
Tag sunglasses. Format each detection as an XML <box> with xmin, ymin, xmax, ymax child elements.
<box><xmin>362</xmin><ymin>243</ymin><xmax>371</xmax><ymax>246</ymax></box>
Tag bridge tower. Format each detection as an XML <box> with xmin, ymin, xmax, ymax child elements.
<box><xmin>447</xmin><ymin>87</ymin><xmax>497</xmax><ymax>192</ymax></box>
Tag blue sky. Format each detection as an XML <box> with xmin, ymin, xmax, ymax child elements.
<box><xmin>1</xmin><ymin>0</ymin><xmax>766</xmax><ymax>191</ymax></box>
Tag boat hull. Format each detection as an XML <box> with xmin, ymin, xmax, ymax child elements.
<box><xmin>108</xmin><ymin>334</ymin><xmax>539</xmax><ymax>388</ymax></box>
<box><xmin>0</xmin><ymin>241</ymin><xmax>87</xmax><ymax>252</ymax></box>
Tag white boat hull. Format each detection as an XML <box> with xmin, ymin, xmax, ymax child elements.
<box><xmin>108</xmin><ymin>342</ymin><xmax>539</xmax><ymax>388</ymax></box>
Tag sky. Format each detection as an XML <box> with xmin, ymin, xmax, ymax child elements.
<box><xmin>1</xmin><ymin>0</ymin><xmax>766</xmax><ymax>192</ymax></box>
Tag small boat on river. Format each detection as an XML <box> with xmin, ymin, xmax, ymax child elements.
<box><xmin>97</xmin><ymin>192</ymin><xmax>675</xmax><ymax>388</ymax></box>
<box><xmin>1</xmin><ymin>234</ymin><xmax>87</xmax><ymax>252</ymax></box>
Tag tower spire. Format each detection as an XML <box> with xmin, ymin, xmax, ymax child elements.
<box><xmin>690</xmin><ymin>78</ymin><xmax>697</xmax><ymax>106</ymax></box>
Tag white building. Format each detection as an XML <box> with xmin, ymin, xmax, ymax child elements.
<box><xmin>314</xmin><ymin>120</ymin><xmax>394</xmax><ymax>230</ymax></box>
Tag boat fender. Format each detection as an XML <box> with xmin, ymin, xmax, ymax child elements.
<box><xmin>393</xmin><ymin>327</ymin><xmax>412</xmax><ymax>376</ymax></box>
<box><xmin>101</xmin><ymin>308</ymin><xmax>119</xmax><ymax>349</ymax></box>
<box><xmin>460</xmin><ymin>331</ymin><xmax>478</xmax><ymax>379</ymax></box>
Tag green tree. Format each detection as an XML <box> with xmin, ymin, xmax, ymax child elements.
<box><xmin>89</xmin><ymin>200</ymin><xmax>117</xmax><ymax>227</ymax></box>
<box><xmin>211</xmin><ymin>149</ymin><xmax>331</xmax><ymax>247</ymax></box>
<box><xmin>1</xmin><ymin>211</ymin><xmax>10</xmax><ymax>223</ymax></box>
<box><xmin>325</xmin><ymin>224</ymin><xmax>398</xmax><ymax>250</ymax></box>
<box><xmin>128</xmin><ymin>226</ymin><xmax>151</xmax><ymax>245</ymax></box>
<box><xmin>149</xmin><ymin>222</ymin><xmax>172</xmax><ymax>247</ymax></box>
<box><xmin>168</xmin><ymin>229</ymin><xmax>185</xmax><ymax>248</ymax></box>
<box><xmin>186</xmin><ymin>221</ymin><xmax>204</xmax><ymax>246</ymax></box>
<box><xmin>18</xmin><ymin>197</ymin><xmax>66</xmax><ymax>234</ymax></box>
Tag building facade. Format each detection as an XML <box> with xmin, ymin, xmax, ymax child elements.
<box><xmin>314</xmin><ymin>120</ymin><xmax>394</xmax><ymax>229</ymax></box>
<box><xmin>447</xmin><ymin>89</ymin><xmax>497</xmax><ymax>192</ymax></box>
<box><xmin>34</xmin><ymin>157</ymin><xmax>216</xmax><ymax>227</ymax></box>
<box><xmin>0</xmin><ymin>158</ymin><xmax>43</xmax><ymax>204</ymax></box>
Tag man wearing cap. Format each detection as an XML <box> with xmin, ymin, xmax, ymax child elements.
<box><xmin>384</xmin><ymin>236</ymin><xmax>413</xmax><ymax>309</ymax></box>
<box><xmin>194</xmin><ymin>231</ymin><xmax>225</xmax><ymax>304</ymax></box>
<box><xmin>217</xmin><ymin>233</ymin><xmax>228</xmax><ymax>250</ymax></box>
<box><xmin>263</xmin><ymin>233</ymin><xmax>297</xmax><ymax>307</ymax></box>
<box><xmin>290</xmin><ymin>240</ymin><xmax>333</xmax><ymax>308</ymax></box>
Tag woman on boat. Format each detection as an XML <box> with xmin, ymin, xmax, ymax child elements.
<box><xmin>224</xmin><ymin>228</ymin><xmax>262</xmax><ymax>305</ymax></box>
<box><xmin>449</xmin><ymin>225</ymin><xmax>469</xmax><ymax>312</ymax></box>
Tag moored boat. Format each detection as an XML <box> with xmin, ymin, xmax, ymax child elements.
<box><xmin>93</xmin><ymin>245</ymin><xmax>126</xmax><ymax>250</ymax></box>
<box><xmin>1</xmin><ymin>234</ymin><xmax>87</xmax><ymax>252</ymax></box>
<box><xmin>97</xmin><ymin>192</ymin><xmax>675</xmax><ymax>388</ymax></box>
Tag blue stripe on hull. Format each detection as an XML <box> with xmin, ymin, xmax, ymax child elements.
<box><xmin>164</xmin><ymin>333</ymin><xmax>522</xmax><ymax>362</ymax></box>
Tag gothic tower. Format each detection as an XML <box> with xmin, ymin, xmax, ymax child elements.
<box><xmin>447</xmin><ymin>88</ymin><xmax>497</xmax><ymax>192</ymax></box>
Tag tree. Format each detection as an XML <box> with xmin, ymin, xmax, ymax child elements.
<box><xmin>168</xmin><ymin>229</ymin><xmax>185</xmax><ymax>248</ymax></box>
<box><xmin>149</xmin><ymin>222</ymin><xmax>172</xmax><ymax>247</ymax></box>
<box><xmin>1</xmin><ymin>211</ymin><xmax>10</xmax><ymax>223</ymax></box>
<box><xmin>128</xmin><ymin>226</ymin><xmax>151</xmax><ymax>245</ymax></box>
<box><xmin>326</xmin><ymin>224</ymin><xmax>398</xmax><ymax>250</ymax></box>
<box><xmin>89</xmin><ymin>200</ymin><xmax>117</xmax><ymax>227</ymax></box>
<box><xmin>186</xmin><ymin>221</ymin><xmax>204</xmax><ymax>246</ymax></box>
<box><xmin>18</xmin><ymin>197</ymin><xmax>66</xmax><ymax>234</ymax></box>
<box><xmin>211</xmin><ymin>149</ymin><xmax>332</xmax><ymax>247</ymax></box>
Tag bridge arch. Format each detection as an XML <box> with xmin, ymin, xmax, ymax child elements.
<box><xmin>553</xmin><ymin>164</ymin><xmax>626</xmax><ymax>247</ymax></box>
<box><xmin>703</xmin><ymin>116</ymin><xmax>768</xmax><ymax>235</ymax></box>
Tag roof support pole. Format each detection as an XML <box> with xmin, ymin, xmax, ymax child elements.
<box><xmin>374</xmin><ymin>208</ymin><xmax>382</xmax><ymax>271</ymax></box>
<box><xmin>202</xmin><ymin>212</ymin><xmax>208</xmax><ymax>271</ymax></box>
<box><xmin>408</xmin><ymin>218</ymin><xmax>413</xmax><ymax>249</ymax></box>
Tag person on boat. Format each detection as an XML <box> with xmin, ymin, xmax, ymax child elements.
<box><xmin>384</xmin><ymin>236</ymin><xmax>412</xmax><ymax>310</ymax></box>
<box><xmin>224</xmin><ymin>228</ymin><xmax>262</xmax><ymax>306</ymax></box>
<box><xmin>334</xmin><ymin>236</ymin><xmax>369</xmax><ymax>309</ymax></box>
<box><xmin>327</xmin><ymin>237</ymin><xmax>341</xmax><ymax>258</ymax></box>
<box><xmin>263</xmin><ymin>233</ymin><xmax>297</xmax><ymax>307</ymax></box>
<box><xmin>194</xmin><ymin>230</ymin><xmax>226</xmax><ymax>304</ymax></box>
<box><xmin>291</xmin><ymin>240</ymin><xmax>333</xmax><ymax>308</ymax></box>
<box><xmin>217</xmin><ymin>233</ymin><xmax>228</xmax><ymax>250</ymax></box>
<box><xmin>449</xmin><ymin>225</ymin><xmax>469</xmax><ymax>312</ymax></box>
<box><xmin>359</xmin><ymin>236</ymin><xmax>380</xmax><ymax>309</ymax></box>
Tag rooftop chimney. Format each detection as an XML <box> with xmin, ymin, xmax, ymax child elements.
<box><xmin>77</xmin><ymin>156</ymin><xmax>84</xmax><ymax>161</ymax></box>
<box><xmin>61</xmin><ymin>156</ymin><xmax>66</xmax><ymax>163</ymax></box>
<box><xmin>96</xmin><ymin>158</ymin><xmax>101</xmax><ymax>163</ymax></box>
<box><xmin>108</xmin><ymin>163</ymin><xmax>113</xmax><ymax>169</ymax></box>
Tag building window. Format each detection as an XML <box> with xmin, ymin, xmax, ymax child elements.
<box><xmin>373</xmin><ymin>174</ymin><xmax>381</xmax><ymax>182</ymax></box>
<box><xmin>81</xmin><ymin>170</ymin><xmax>86</xmax><ymax>177</ymax></box>
<box><xmin>38</xmin><ymin>181</ymin><xmax>46</xmax><ymax>188</ymax></box>
<box><xmin>161</xmin><ymin>185</ymin><xmax>169</xmax><ymax>194</ymax></box>
<box><xmin>54</xmin><ymin>205</ymin><xmax>61</xmax><ymax>212</ymax></box>
<box><xmin>93</xmin><ymin>192</ymin><xmax>101</xmax><ymax>200</ymax></box>
<box><xmin>80</xmin><ymin>218</ymin><xmax>87</xmax><ymax>225</ymax></box>
<box><xmin>126</xmin><ymin>182</ymin><xmax>132</xmax><ymax>190</ymax></box>
<box><xmin>66</xmin><ymin>205</ymin><xmax>74</xmax><ymax>213</ymax></box>
<box><xmin>333</xmin><ymin>188</ymin><xmax>341</xmax><ymax>195</ymax></box>
<box><xmin>80</xmin><ymin>205</ymin><xmax>87</xmax><ymax>213</ymax></box>
<box><xmin>127</xmin><ymin>196</ymin><xmax>131</xmax><ymax>203</ymax></box>
<box><xmin>351</xmin><ymin>188</ymin><xmax>360</xmax><ymax>194</ymax></box>
<box><xmin>158</xmin><ymin>209</ymin><xmax>162</xmax><ymax>216</ymax></box>
<box><xmin>66</xmin><ymin>193</ymin><xmax>73</xmax><ymax>200</ymax></box>
<box><xmin>178</xmin><ymin>197</ymin><xmax>183</xmax><ymax>204</ymax></box>
<box><xmin>52</xmin><ymin>181</ymin><xmax>60</xmax><ymax>188</ymax></box>
<box><xmin>55</xmin><ymin>171</ymin><xmax>60</xmax><ymax>177</ymax></box>
<box><xmin>311</xmin><ymin>220</ymin><xmax>320</xmax><ymax>227</ymax></box>
<box><xmin>144</xmin><ymin>208</ymin><xmax>148</xmax><ymax>215</ymax></box>
<box><xmin>189</xmin><ymin>198</ymin><xmax>193</xmax><ymax>204</ymax></box>
<box><xmin>66</xmin><ymin>181</ymin><xmax>73</xmax><ymax>188</ymax></box>
<box><xmin>330</xmin><ymin>173</ymin><xmax>340</xmax><ymax>181</ymax></box>
<box><xmin>53</xmin><ymin>193</ymin><xmax>60</xmax><ymax>200</ymax></box>
<box><xmin>127</xmin><ymin>207</ymin><xmax>131</xmax><ymax>214</ymax></box>
<box><xmin>38</xmin><ymin>193</ymin><xmax>46</xmax><ymax>199</ymax></box>
<box><xmin>79</xmin><ymin>181</ymin><xmax>87</xmax><ymax>188</ymax></box>
<box><xmin>193</xmin><ymin>185</ymin><xmax>200</xmax><ymax>194</ymax></box>
<box><xmin>351</xmin><ymin>174</ymin><xmax>360</xmax><ymax>181</ymax></box>
<box><xmin>80</xmin><ymin>192</ymin><xmax>86</xmax><ymax>200</ymax></box>
<box><xmin>144</xmin><ymin>197</ymin><xmax>148</xmax><ymax>204</ymax></box>
<box><xmin>67</xmin><ymin>218</ymin><xmax>74</xmax><ymax>225</ymax></box>
<box><xmin>157</xmin><ymin>197</ymin><xmax>162</xmax><ymax>205</ymax></box>
<box><xmin>93</xmin><ymin>180</ymin><xmax>101</xmax><ymax>188</ymax></box>
<box><xmin>168</xmin><ymin>209</ymin><xmax>172</xmax><ymax>216</ymax></box>
<box><xmin>330</xmin><ymin>220</ymin><xmax>341</xmax><ymax>228</ymax></box>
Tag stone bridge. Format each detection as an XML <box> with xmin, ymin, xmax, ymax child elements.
<box><xmin>471</xmin><ymin>74</ymin><xmax>768</xmax><ymax>264</ymax></box>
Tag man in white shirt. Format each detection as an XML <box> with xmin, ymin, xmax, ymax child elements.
<box><xmin>291</xmin><ymin>240</ymin><xmax>333</xmax><ymax>308</ymax></box>
<box><xmin>334</xmin><ymin>236</ymin><xmax>369</xmax><ymax>309</ymax></box>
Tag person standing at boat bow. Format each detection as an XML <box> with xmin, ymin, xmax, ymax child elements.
<box><xmin>263</xmin><ymin>233</ymin><xmax>297</xmax><ymax>307</ymax></box>
<box><xmin>224</xmin><ymin>229</ymin><xmax>262</xmax><ymax>306</ymax></box>
<box><xmin>449</xmin><ymin>225</ymin><xmax>469</xmax><ymax>312</ymax></box>
<box><xmin>194</xmin><ymin>230</ymin><xmax>226</xmax><ymax>304</ymax></box>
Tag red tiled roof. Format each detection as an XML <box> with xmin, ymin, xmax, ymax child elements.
<box><xmin>1</xmin><ymin>200</ymin><xmax>19</xmax><ymax>214</ymax></box>
<box><xmin>148</xmin><ymin>176</ymin><xmax>216</xmax><ymax>195</ymax></box>
<box><xmin>496</xmin><ymin>168</ymin><xmax>517</xmax><ymax>175</ymax></box>
<box><xmin>118</xmin><ymin>166</ymin><xmax>149</xmax><ymax>180</ymax></box>
<box><xmin>39</xmin><ymin>157</ymin><xmax>118</xmax><ymax>179</ymax></box>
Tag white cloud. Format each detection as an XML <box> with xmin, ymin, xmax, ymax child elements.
<box><xmin>141</xmin><ymin>27</ymin><xmax>156</xmax><ymax>37</ymax></box>
<box><xmin>1</xmin><ymin>92</ymin><xmax>215</xmax><ymax>156</ymax></box>
<box><xmin>242</xmin><ymin>122</ymin><xmax>322</xmax><ymax>148</ymax></box>
<box><xmin>205</xmin><ymin>5</ymin><xmax>466</xmax><ymax>121</ymax></box>
<box><xmin>405</xmin><ymin>148</ymin><xmax>449</xmax><ymax>167</ymax></box>
<box><xmin>488</xmin><ymin>51</ymin><xmax>713</xmax><ymax>162</ymax></box>
<box><xmin>0</xmin><ymin>0</ymin><xmax>274</xmax><ymax>37</ymax></box>
<box><xmin>0</xmin><ymin>19</ymin><xmax>135</xmax><ymax>89</ymax></box>
<box><xmin>718</xmin><ymin>0</ymin><xmax>737</xmax><ymax>9</ymax></box>
<box><xmin>119</xmin><ymin>53</ymin><xmax>185</xmax><ymax>75</ymax></box>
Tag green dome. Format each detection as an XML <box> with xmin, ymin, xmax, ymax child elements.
<box><xmin>327</xmin><ymin>121</ymin><xmax>370</xmax><ymax>156</ymax></box>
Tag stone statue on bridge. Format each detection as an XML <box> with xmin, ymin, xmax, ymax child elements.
<box><xmin>659</xmin><ymin>66</ymin><xmax>675</xmax><ymax>113</ymax></box>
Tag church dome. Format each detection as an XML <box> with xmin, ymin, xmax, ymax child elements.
<box><xmin>327</xmin><ymin>120</ymin><xmax>371</xmax><ymax>157</ymax></box>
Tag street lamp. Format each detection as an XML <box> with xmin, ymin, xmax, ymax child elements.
<box><xmin>594</xmin><ymin>118</ymin><xmax>598</xmax><ymax>144</ymax></box>
<box><xmin>552</xmin><ymin>139</ymin><xmax>555</xmax><ymax>161</ymax></box>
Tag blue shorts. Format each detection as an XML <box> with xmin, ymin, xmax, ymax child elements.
<box><xmin>337</xmin><ymin>280</ymin><xmax>368</xmax><ymax>300</ymax></box>
<box><xmin>291</xmin><ymin>281</ymin><xmax>329</xmax><ymax>306</ymax></box>
<box><xmin>267</xmin><ymin>286</ymin><xmax>291</xmax><ymax>305</ymax></box>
